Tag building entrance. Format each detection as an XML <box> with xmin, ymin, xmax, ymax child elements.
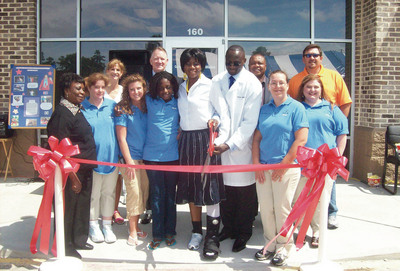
<box><xmin>165</xmin><ymin>38</ymin><xmax>225</xmax><ymax>79</ymax></box>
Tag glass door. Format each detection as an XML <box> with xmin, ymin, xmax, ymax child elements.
<box><xmin>165</xmin><ymin>38</ymin><xmax>226</xmax><ymax>79</ymax></box>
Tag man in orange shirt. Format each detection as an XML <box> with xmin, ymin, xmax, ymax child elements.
<box><xmin>288</xmin><ymin>44</ymin><xmax>352</xmax><ymax>117</ymax></box>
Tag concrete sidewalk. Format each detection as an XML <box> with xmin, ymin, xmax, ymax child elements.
<box><xmin>1</xmin><ymin>177</ymin><xmax>400</xmax><ymax>270</ymax></box>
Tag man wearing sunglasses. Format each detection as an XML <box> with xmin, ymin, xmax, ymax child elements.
<box><xmin>288</xmin><ymin>44</ymin><xmax>352</xmax><ymax>117</ymax></box>
<box><xmin>209</xmin><ymin>45</ymin><xmax>262</xmax><ymax>256</ymax></box>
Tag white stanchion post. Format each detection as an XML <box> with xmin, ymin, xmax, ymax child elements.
<box><xmin>54</xmin><ymin>164</ymin><xmax>65</xmax><ymax>257</ymax></box>
<box><xmin>300</xmin><ymin>177</ymin><xmax>343</xmax><ymax>271</ymax></box>
<box><xmin>39</xmin><ymin>165</ymin><xmax>83</xmax><ymax>271</ymax></box>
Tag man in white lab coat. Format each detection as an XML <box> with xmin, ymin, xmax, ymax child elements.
<box><xmin>210</xmin><ymin>45</ymin><xmax>262</xmax><ymax>254</ymax></box>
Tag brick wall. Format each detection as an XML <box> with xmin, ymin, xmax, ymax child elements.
<box><xmin>0</xmin><ymin>0</ymin><xmax>37</xmax><ymax>177</ymax></box>
<box><xmin>0</xmin><ymin>0</ymin><xmax>37</xmax><ymax>114</ymax></box>
<box><xmin>353</xmin><ymin>0</ymin><xmax>400</xmax><ymax>182</ymax></box>
<box><xmin>355</xmin><ymin>0</ymin><xmax>400</xmax><ymax>128</ymax></box>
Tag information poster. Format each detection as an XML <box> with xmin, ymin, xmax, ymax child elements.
<box><xmin>9</xmin><ymin>64</ymin><xmax>55</xmax><ymax>129</ymax></box>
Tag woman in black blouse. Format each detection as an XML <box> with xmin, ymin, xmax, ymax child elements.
<box><xmin>47</xmin><ymin>73</ymin><xmax>97</xmax><ymax>259</ymax></box>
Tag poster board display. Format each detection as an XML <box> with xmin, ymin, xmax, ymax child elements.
<box><xmin>8</xmin><ymin>64</ymin><xmax>55</xmax><ymax>129</ymax></box>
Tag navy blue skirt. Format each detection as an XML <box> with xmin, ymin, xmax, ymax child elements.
<box><xmin>176</xmin><ymin>129</ymin><xmax>225</xmax><ymax>206</ymax></box>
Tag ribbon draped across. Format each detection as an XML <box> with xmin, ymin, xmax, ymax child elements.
<box><xmin>28</xmin><ymin>137</ymin><xmax>348</xmax><ymax>256</ymax></box>
<box><xmin>27</xmin><ymin>136</ymin><xmax>80</xmax><ymax>255</ymax></box>
<box><xmin>263</xmin><ymin>143</ymin><xmax>349</xmax><ymax>255</ymax></box>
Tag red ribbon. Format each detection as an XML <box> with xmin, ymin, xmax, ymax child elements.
<box><xmin>70</xmin><ymin>157</ymin><xmax>300</xmax><ymax>173</ymax></box>
<box><xmin>263</xmin><ymin>144</ymin><xmax>349</xmax><ymax>254</ymax></box>
<box><xmin>27</xmin><ymin>136</ymin><xmax>80</xmax><ymax>255</ymax></box>
<box><xmin>28</xmin><ymin>136</ymin><xmax>347</xmax><ymax>256</ymax></box>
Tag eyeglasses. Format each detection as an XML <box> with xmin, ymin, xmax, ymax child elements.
<box><xmin>269</xmin><ymin>82</ymin><xmax>287</xmax><ymax>87</ymax></box>
<box><xmin>303</xmin><ymin>54</ymin><xmax>321</xmax><ymax>58</ymax></box>
<box><xmin>226</xmin><ymin>61</ymin><xmax>241</xmax><ymax>67</ymax></box>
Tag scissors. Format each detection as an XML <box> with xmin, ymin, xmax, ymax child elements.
<box><xmin>201</xmin><ymin>125</ymin><xmax>218</xmax><ymax>184</ymax></box>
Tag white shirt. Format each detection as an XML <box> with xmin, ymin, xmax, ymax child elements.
<box><xmin>178</xmin><ymin>75</ymin><xmax>230</xmax><ymax>145</ymax></box>
<box><xmin>210</xmin><ymin>68</ymin><xmax>262</xmax><ymax>186</ymax></box>
<box><xmin>104</xmin><ymin>85</ymin><xmax>123</xmax><ymax>103</ymax></box>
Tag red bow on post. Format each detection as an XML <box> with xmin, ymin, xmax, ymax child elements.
<box><xmin>27</xmin><ymin>136</ymin><xmax>80</xmax><ymax>255</ymax></box>
<box><xmin>263</xmin><ymin>144</ymin><xmax>349</xmax><ymax>254</ymax></box>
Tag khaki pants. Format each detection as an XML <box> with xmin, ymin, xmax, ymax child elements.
<box><xmin>90</xmin><ymin>168</ymin><xmax>119</xmax><ymax>220</ymax></box>
<box><xmin>256</xmin><ymin>167</ymin><xmax>300</xmax><ymax>255</ymax></box>
<box><xmin>120</xmin><ymin>160</ymin><xmax>149</xmax><ymax>219</ymax></box>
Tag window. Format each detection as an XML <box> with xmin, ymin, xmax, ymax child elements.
<box><xmin>40</xmin><ymin>0</ymin><xmax>76</xmax><ymax>38</ymax></box>
<box><xmin>167</xmin><ymin>0</ymin><xmax>224</xmax><ymax>36</ymax></box>
<box><xmin>81</xmin><ymin>0</ymin><xmax>162</xmax><ymax>38</ymax></box>
<box><xmin>80</xmin><ymin>41</ymin><xmax>159</xmax><ymax>77</ymax></box>
<box><xmin>315</xmin><ymin>0</ymin><xmax>351</xmax><ymax>39</ymax></box>
<box><xmin>228</xmin><ymin>41</ymin><xmax>309</xmax><ymax>78</ymax></box>
<box><xmin>40</xmin><ymin>42</ymin><xmax>77</xmax><ymax>72</ymax></box>
<box><xmin>228</xmin><ymin>0</ymin><xmax>310</xmax><ymax>38</ymax></box>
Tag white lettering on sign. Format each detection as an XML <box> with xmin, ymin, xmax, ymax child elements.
<box><xmin>187</xmin><ymin>28</ymin><xmax>204</xmax><ymax>36</ymax></box>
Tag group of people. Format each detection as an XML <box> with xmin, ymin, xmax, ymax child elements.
<box><xmin>46</xmin><ymin>43</ymin><xmax>351</xmax><ymax>266</ymax></box>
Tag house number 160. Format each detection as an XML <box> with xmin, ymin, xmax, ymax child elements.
<box><xmin>187</xmin><ymin>28</ymin><xmax>204</xmax><ymax>36</ymax></box>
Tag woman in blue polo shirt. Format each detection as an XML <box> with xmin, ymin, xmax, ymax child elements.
<box><xmin>252</xmin><ymin>70</ymin><xmax>309</xmax><ymax>266</ymax></box>
<box><xmin>293</xmin><ymin>74</ymin><xmax>348</xmax><ymax>247</ymax></box>
<box><xmin>81</xmin><ymin>73</ymin><xmax>119</xmax><ymax>244</ymax></box>
<box><xmin>115</xmin><ymin>74</ymin><xmax>149</xmax><ymax>246</ymax></box>
<box><xmin>143</xmin><ymin>71</ymin><xmax>180</xmax><ymax>250</ymax></box>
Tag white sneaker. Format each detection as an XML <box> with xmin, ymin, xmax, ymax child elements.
<box><xmin>328</xmin><ymin>216</ymin><xmax>339</xmax><ymax>229</ymax></box>
<box><xmin>102</xmin><ymin>224</ymin><xmax>117</xmax><ymax>243</ymax></box>
<box><xmin>188</xmin><ymin>233</ymin><xmax>203</xmax><ymax>250</ymax></box>
<box><xmin>89</xmin><ymin>224</ymin><xmax>104</xmax><ymax>243</ymax></box>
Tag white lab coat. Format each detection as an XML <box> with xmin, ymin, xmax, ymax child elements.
<box><xmin>210</xmin><ymin>68</ymin><xmax>262</xmax><ymax>187</ymax></box>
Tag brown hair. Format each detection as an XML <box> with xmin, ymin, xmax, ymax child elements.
<box><xmin>303</xmin><ymin>44</ymin><xmax>322</xmax><ymax>56</ymax></box>
<box><xmin>86</xmin><ymin>73</ymin><xmax>109</xmax><ymax>90</ymax></box>
<box><xmin>115</xmin><ymin>74</ymin><xmax>147</xmax><ymax>115</ymax></box>
<box><xmin>269</xmin><ymin>70</ymin><xmax>289</xmax><ymax>83</ymax></box>
<box><xmin>296</xmin><ymin>74</ymin><xmax>330</xmax><ymax>104</ymax></box>
<box><xmin>106</xmin><ymin>59</ymin><xmax>126</xmax><ymax>76</ymax></box>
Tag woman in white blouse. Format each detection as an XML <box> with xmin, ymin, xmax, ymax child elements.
<box><xmin>176</xmin><ymin>48</ymin><xmax>229</xmax><ymax>260</ymax></box>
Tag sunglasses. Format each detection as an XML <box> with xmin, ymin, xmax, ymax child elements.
<box><xmin>304</xmin><ymin>54</ymin><xmax>321</xmax><ymax>58</ymax></box>
<box><xmin>226</xmin><ymin>61</ymin><xmax>241</xmax><ymax>67</ymax></box>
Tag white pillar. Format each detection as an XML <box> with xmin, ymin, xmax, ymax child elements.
<box><xmin>300</xmin><ymin>177</ymin><xmax>343</xmax><ymax>271</ymax></box>
<box><xmin>39</xmin><ymin>165</ymin><xmax>83</xmax><ymax>271</ymax></box>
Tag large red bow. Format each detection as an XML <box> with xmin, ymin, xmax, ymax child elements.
<box><xmin>264</xmin><ymin>144</ymin><xmax>349</xmax><ymax>254</ymax></box>
<box><xmin>27</xmin><ymin>136</ymin><xmax>80</xmax><ymax>255</ymax></box>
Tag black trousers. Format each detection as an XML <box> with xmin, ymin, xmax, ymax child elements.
<box><xmin>220</xmin><ymin>183</ymin><xmax>257</xmax><ymax>241</ymax></box>
<box><xmin>64</xmin><ymin>169</ymin><xmax>93</xmax><ymax>248</ymax></box>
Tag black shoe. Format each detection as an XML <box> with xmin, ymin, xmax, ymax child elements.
<box><xmin>232</xmin><ymin>238</ymin><xmax>247</xmax><ymax>252</ymax></box>
<box><xmin>255</xmin><ymin>248</ymin><xmax>274</xmax><ymax>261</ymax></box>
<box><xmin>74</xmin><ymin>243</ymin><xmax>94</xmax><ymax>250</ymax></box>
<box><xmin>141</xmin><ymin>213</ymin><xmax>152</xmax><ymax>224</ymax></box>
<box><xmin>66</xmin><ymin>247</ymin><xmax>82</xmax><ymax>259</ymax></box>
<box><xmin>218</xmin><ymin>230</ymin><xmax>231</xmax><ymax>242</ymax></box>
<box><xmin>270</xmin><ymin>253</ymin><xmax>287</xmax><ymax>266</ymax></box>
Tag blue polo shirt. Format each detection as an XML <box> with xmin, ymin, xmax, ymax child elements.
<box><xmin>257</xmin><ymin>96</ymin><xmax>309</xmax><ymax>164</ymax></box>
<box><xmin>302</xmin><ymin>99</ymin><xmax>348</xmax><ymax>150</ymax></box>
<box><xmin>143</xmin><ymin>94</ymin><xmax>179</xmax><ymax>162</ymax></box>
<box><xmin>114</xmin><ymin>105</ymin><xmax>147</xmax><ymax>160</ymax></box>
<box><xmin>81</xmin><ymin>97</ymin><xmax>119</xmax><ymax>174</ymax></box>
